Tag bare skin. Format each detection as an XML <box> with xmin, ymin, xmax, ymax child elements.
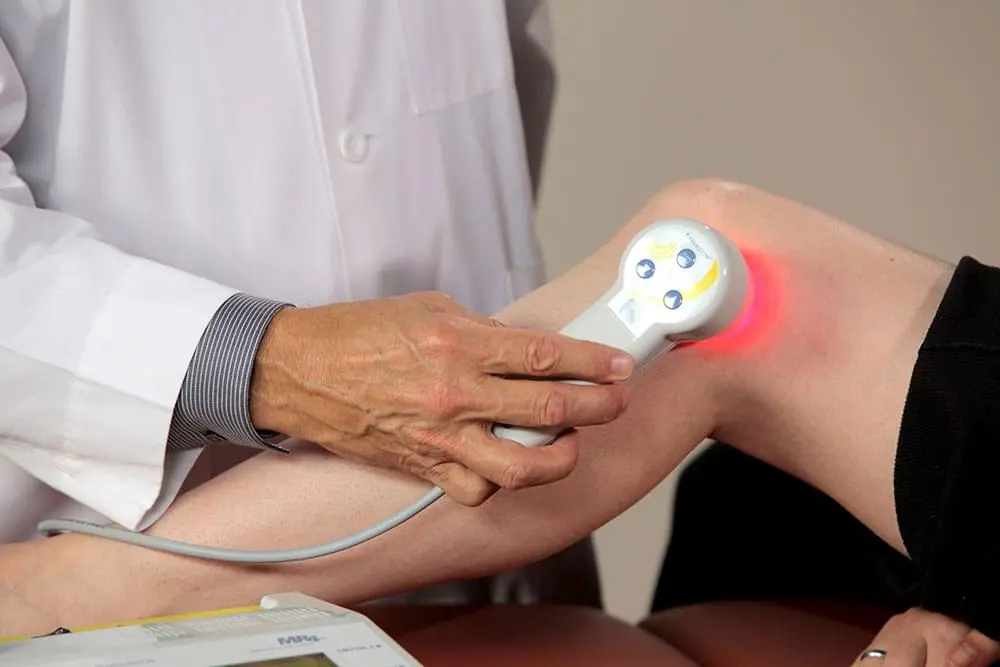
<box><xmin>0</xmin><ymin>179</ymin><xmax>956</xmax><ymax>636</ymax></box>
<box><xmin>641</xmin><ymin>600</ymin><xmax>885</xmax><ymax>667</ymax></box>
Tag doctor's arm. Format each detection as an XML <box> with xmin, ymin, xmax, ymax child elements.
<box><xmin>0</xmin><ymin>32</ymin><xmax>630</xmax><ymax>529</ymax></box>
<box><xmin>0</xmin><ymin>38</ymin><xmax>276</xmax><ymax>532</ymax></box>
<box><xmin>0</xmin><ymin>178</ymin><xmax>962</xmax><ymax>635</ymax></box>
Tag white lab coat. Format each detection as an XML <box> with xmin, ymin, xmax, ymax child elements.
<box><xmin>0</xmin><ymin>0</ymin><xmax>597</xmax><ymax>605</ymax></box>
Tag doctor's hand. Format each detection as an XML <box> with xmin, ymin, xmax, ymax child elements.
<box><xmin>247</xmin><ymin>291</ymin><xmax>634</xmax><ymax>505</ymax></box>
<box><xmin>854</xmin><ymin>608</ymin><xmax>999</xmax><ymax>667</ymax></box>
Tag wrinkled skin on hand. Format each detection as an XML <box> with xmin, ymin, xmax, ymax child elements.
<box><xmin>249</xmin><ymin>290</ymin><xmax>634</xmax><ymax>504</ymax></box>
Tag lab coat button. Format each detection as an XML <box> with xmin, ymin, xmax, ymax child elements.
<box><xmin>338</xmin><ymin>128</ymin><xmax>369</xmax><ymax>163</ymax></box>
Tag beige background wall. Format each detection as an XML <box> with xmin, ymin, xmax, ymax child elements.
<box><xmin>532</xmin><ymin>0</ymin><xmax>1000</xmax><ymax>623</ymax></box>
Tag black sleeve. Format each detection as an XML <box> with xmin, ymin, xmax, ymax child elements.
<box><xmin>894</xmin><ymin>256</ymin><xmax>1000</xmax><ymax>640</ymax></box>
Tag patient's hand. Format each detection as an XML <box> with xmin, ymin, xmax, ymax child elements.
<box><xmin>247</xmin><ymin>290</ymin><xmax>634</xmax><ymax>505</ymax></box>
<box><xmin>856</xmin><ymin>607</ymin><xmax>999</xmax><ymax>667</ymax></box>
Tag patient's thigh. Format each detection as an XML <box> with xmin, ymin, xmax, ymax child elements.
<box><xmin>641</xmin><ymin>600</ymin><xmax>889</xmax><ymax>667</ymax></box>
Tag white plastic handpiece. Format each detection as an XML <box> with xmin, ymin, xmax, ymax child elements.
<box><xmin>492</xmin><ymin>218</ymin><xmax>749</xmax><ymax>448</ymax></box>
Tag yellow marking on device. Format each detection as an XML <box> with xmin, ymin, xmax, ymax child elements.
<box><xmin>683</xmin><ymin>259</ymin><xmax>719</xmax><ymax>301</ymax></box>
<box><xmin>0</xmin><ymin>605</ymin><xmax>262</xmax><ymax>644</ymax></box>
<box><xmin>648</xmin><ymin>240</ymin><xmax>676</xmax><ymax>261</ymax></box>
<box><xmin>625</xmin><ymin>287</ymin><xmax>662</xmax><ymax>305</ymax></box>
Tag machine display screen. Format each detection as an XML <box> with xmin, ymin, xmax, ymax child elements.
<box><xmin>223</xmin><ymin>654</ymin><xmax>338</xmax><ymax>667</ymax></box>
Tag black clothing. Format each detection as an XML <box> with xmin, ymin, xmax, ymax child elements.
<box><xmin>895</xmin><ymin>256</ymin><xmax>1000</xmax><ymax>639</ymax></box>
<box><xmin>651</xmin><ymin>442</ymin><xmax>918</xmax><ymax>614</ymax></box>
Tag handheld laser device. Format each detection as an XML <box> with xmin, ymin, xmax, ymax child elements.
<box><xmin>37</xmin><ymin>218</ymin><xmax>749</xmax><ymax>563</ymax></box>
<box><xmin>494</xmin><ymin>217</ymin><xmax>748</xmax><ymax>448</ymax></box>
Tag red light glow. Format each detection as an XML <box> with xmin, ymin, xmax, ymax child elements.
<box><xmin>696</xmin><ymin>248</ymin><xmax>785</xmax><ymax>356</ymax></box>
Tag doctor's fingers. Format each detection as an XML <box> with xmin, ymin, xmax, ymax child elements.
<box><xmin>396</xmin><ymin>429</ymin><xmax>580</xmax><ymax>505</ymax></box>
<box><xmin>453</xmin><ymin>424</ymin><xmax>581</xmax><ymax>496</ymax></box>
<box><xmin>315</xmin><ymin>430</ymin><xmax>498</xmax><ymax>506</ymax></box>
<box><xmin>353</xmin><ymin>425</ymin><xmax>579</xmax><ymax>505</ymax></box>
<box><xmin>466</xmin><ymin>374</ymin><xmax>631</xmax><ymax>432</ymax></box>
<box><xmin>475</xmin><ymin>325</ymin><xmax>636</xmax><ymax>384</ymax></box>
<box><xmin>410</xmin><ymin>289</ymin><xmax>636</xmax><ymax>385</ymax></box>
<box><xmin>418</xmin><ymin>459</ymin><xmax>498</xmax><ymax>507</ymax></box>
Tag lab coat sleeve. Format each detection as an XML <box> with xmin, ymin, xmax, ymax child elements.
<box><xmin>0</xmin><ymin>39</ymin><xmax>239</xmax><ymax>531</ymax></box>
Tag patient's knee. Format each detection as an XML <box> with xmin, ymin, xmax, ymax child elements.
<box><xmin>649</xmin><ymin>177</ymin><xmax>753</xmax><ymax>209</ymax></box>
<box><xmin>624</xmin><ymin>178</ymin><xmax>757</xmax><ymax>241</ymax></box>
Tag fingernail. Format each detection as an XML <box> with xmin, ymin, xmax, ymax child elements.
<box><xmin>611</xmin><ymin>354</ymin><xmax>634</xmax><ymax>378</ymax></box>
<box><xmin>950</xmin><ymin>641</ymin><xmax>980</xmax><ymax>667</ymax></box>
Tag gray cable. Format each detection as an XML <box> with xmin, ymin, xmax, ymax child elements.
<box><xmin>36</xmin><ymin>486</ymin><xmax>446</xmax><ymax>564</ymax></box>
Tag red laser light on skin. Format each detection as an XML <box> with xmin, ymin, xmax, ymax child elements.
<box><xmin>697</xmin><ymin>247</ymin><xmax>785</xmax><ymax>356</ymax></box>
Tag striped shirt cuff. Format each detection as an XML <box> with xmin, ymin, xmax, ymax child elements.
<box><xmin>167</xmin><ymin>293</ymin><xmax>292</xmax><ymax>452</ymax></box>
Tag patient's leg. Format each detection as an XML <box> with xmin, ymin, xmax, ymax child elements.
<box><xmin>13</xmin><ymin>179</ymin><xmax>952</xmax><ymax>631</ymax></box>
